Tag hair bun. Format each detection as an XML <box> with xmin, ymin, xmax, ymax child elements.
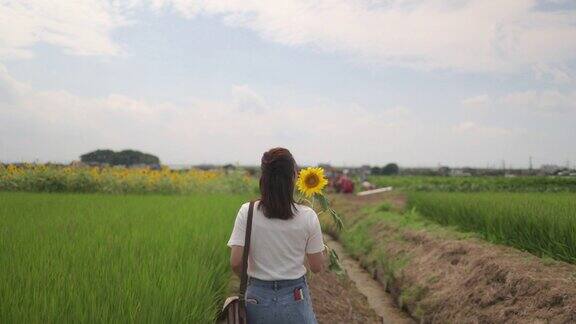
<box><xmin>261</xmin><ymin>150</ymin><xmax>293</xmax><ymax>174</ymax></box>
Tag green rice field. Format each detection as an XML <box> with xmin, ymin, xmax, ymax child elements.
<box><xmin>370</xmin><ymin>175</ymin><xmax>576</xmax><ymax>192</ymax></box>
<box><xmin>408</xmin><ymin>192</ymin><xmax>576</xmax><ymax>263</ymax></box>
<box><xmin>0</xmin><ymin>192</ymin><xmax>248</xmax><ymax>323</ymax></box>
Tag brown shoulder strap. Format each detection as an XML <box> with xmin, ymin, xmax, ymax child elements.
<box><xmin>239</xmin><ymin>201</ymin><xmax>255</xmax><ymax>300</ymax></box>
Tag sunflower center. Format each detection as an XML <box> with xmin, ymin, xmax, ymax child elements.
<box><xmin>305</xmin><ymin>174</ymin><xmax>320</xmax><ymax>188</ymax></box>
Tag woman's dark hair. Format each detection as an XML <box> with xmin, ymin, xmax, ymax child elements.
<box><xmin>258</xmin><ymin>147</ymin><xmax>297</xmax><ymax>220</ymax></box>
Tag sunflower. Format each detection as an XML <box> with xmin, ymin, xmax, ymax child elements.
<box><xmin>296</xmin><ymin>167</ymin><xmax>329</xmax><ymax>197</ymax></box>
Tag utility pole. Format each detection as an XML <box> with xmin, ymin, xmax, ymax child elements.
<box><xmin>529</xmin><ymin>156</ymin><xmax>533</xmax><ymax>171</ymax></box>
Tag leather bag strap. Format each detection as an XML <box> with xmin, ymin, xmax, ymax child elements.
<box><xmin>239</xmin><ymin>201</ymin><xmax>255</xmax><ymax>300</ymax></box>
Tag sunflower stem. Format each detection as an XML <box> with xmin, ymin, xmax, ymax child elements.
<box><xmin>295</xmin><ymin>167</ymin><xmax>344</xmax><ymax>275</ymax></box>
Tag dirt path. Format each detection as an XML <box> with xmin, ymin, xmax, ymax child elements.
<box><xmin>306</xmin><ymin>234</ymin><xmax>413</xmax><ymax>324</ymax></box>
<box><xmin>325</xmin><ymin>236</ymin><xmax>414</xmax><ymax>324</ymax></box>
<box><xmin>307</xmin><ymin>256</ymin><xmax>382</xmax><ymax>323</ymax></box>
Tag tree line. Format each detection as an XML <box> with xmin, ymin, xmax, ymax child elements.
<box><xmin>371</xmin><ymin>163</ymin><xmax>399</xmax><ymax>175</ymax></box>
<box><xmin>80</xmin><ymin>149</ymin><xmax>160</xmax><ymax>167</ymax></box>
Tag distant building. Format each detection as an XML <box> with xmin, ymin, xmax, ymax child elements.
<box><xmin>195</xmin><ymin>164</ymin><xmax>216</xmax><ymax>171</ymax></box>
<box><xmin>70</xmin><ymin>160</ymin><xmax>86</xmax><ymax>167</ymax></box>
<box><xmin>540</xmin><ymin>165</ymin><xmax>565</xmax><ymax>175</ymax></box>
<box><xmin>450</xmin><ymin>169</ymin><xmax>472</xmax><ymax>177</ymax></box>
<box><xmin>318</xmin><ymin>163</ymin><xmax>336</xmax><ymax>178</ymax></box>
<box><xmin>438</xmin><ymin>166</ymin><xmax>451</xmax><ymax>176</ymax></box>
<box><xmin>359</xmin><ymin>165</ymin><xmax>371</xmax><ymax>180</ymax></box>
<box><xmin>130</xmin><ymin>163</ymin><xmax>161</xmax><ymax>170</ymax></box>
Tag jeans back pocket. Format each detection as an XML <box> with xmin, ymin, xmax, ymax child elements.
<box><xmin>245</xmin><ymin>285</ymin><xmax>272</xmax><ymax>307</ymax></box>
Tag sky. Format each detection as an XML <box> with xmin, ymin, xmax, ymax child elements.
<box><xmin>0</xmin><ymin>0</ymin><xmax>575</xmax><ymax>168</ymax></box>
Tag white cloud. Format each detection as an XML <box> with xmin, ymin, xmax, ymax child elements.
<box><xmin>462</xmin><ymin>95</ymin><xmax>491</xmax><ymax>107</ymax></box>
<box><xmin>232</xmin><ymin>85</ymin><xmax>268</xmax><ymax>113</ymax></box>
<box><xmin>1</xmin><ymin>0</ymin><xmax>575</xmax><ymax>72</ymax></box>
<box><xmin>0</xmin><ymin>0</ymin><xmax>128</xmax><ymax>59</ymax></box>
<box><xmin>462</xmin><ymin>90</ymin><xmax>576</xmax><ymax>114</ymax></box>
<box><xmin>145</xmin><ymin>0</ymin><xmax>576</xmax><ymax>72</ymax></box>
<box><xmin>452</xmin><ymin>121</ymin><xmax>515</xmax><ymax>137</ymax></box>
<box><xmin>1</xmin><ymin>64</ymin><xmax>533</xmax><ymax>166</ymax></box>
<box><xmin>499</xmin><ymin>89</ymin><xmax>576</xmax><ymax>114</ymax></box>
<box><xmin>532</xmin><ymin>64</ymin><xmax>574</xmax><ymax>85</ymax></box>
<box><xmin>0</xmin><ymin>64</ymin><xmax>30</xmax><ymax>100</ymax></box>
<box><xmin>0</xmin><ymin>64</ymin><xmax>409</xmax><ymax>163</ymax></box>
<box><xmin>378</xmin><ymin>106</ymin><xmax>411</xmax><ymax>118</ymax></box>
<box><xmin>0</xmin><ymin>65</ymin><xmax>569</xmax><ymax>166</ymax></box>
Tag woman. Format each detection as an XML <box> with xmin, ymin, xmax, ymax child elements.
<box><xmin>227</xmin><ymin>147</ymin><xmax>325</xmax><ymax>324</ymax></box>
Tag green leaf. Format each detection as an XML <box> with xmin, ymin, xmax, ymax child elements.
<box><xmin>327</xmin><ymin>245</ymin><xmax>344</xmax><ymax>275</ymax></box>
<box><xmin>329</xmin><ymin>208</ymin><xmax>344</xmax><ymax>232</ymax></box>
<box><xmin>315</xmin><ymin>193</ymin><xmax>329</xmax><ymax>212</ymax></box>
<box><xmin>296</xmin><ymin>196</ymin><xmax>312</xmax><ymax>207</ymax></box>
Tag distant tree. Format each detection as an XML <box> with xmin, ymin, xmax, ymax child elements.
<box><xmin>112</xmin><ymin>150</ymin><xmax>160</xmax><ymax>166</ymax></box>
<box><xmin>80</xmin><ymin>149</ymin><xmax>160</xmax><ymax>167</ymax></box>
<box><xmin>223</xmin><ymin>164</ymin><xmax>236</xmax><ymax>170</ymax></box>
<box><xmin>245</xmin><ymin>167</ymin><xmax>258</xmax><ymax>176</ymax></box>
<box><xmin>371</xmin><ymin>166</ymin><xmax>382</xmax><ymax>175</ymax></box>
<box><xmin>80</xmin><ymin>149</ymin><xmax>115</xmax><ymax>164</ymax></box>
<box><xmin>381</xmin><ymin>163</ymin><xmax>400</xmax><ymax>175</ymax></box>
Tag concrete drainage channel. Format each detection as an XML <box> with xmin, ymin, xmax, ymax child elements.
<box><xmin>325</xmin><ymin>235</ymin><xmax>414</xmax><ymax>324</ymax></box>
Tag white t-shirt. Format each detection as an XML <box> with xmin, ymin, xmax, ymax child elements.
<box><xmin>227</xmin><ymin>201</ymin><xmax>325</xmax><ymax>281</ymax></box>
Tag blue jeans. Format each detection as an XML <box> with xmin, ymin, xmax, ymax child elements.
<box><xmin>245</xmin><ymin>276</ymin><xmax>318</xmax><ymax>324</ymax></box>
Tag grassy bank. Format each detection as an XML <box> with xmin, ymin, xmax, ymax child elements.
<box><xmin>321</xmin><ymin>196</ymin><xmax>457</xmax><ymax>318</ymax></box>
<box><xmin>0</xmin><ymin>192</ymin><xmax>247</xmax><ymax>323</ymax></box>
<box><xmin>325</xmin><ymin>194</ymin><xmax>576</xmax><ymax>323</ymax></box>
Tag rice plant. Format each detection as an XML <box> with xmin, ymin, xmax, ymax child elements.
<box><xmin>408</xmin><ymin>192</ymin><xmax>576</xmax><ymax>263</ymax></box>
<box><xmin>0</xmin><ymin>192</ymin><xmax>248</xmax><ymax>323</ymax></box>
<box><xmin>370</xmin><ymin>176</ymin><xmax>576</xmax><ymax>192</ymax></box>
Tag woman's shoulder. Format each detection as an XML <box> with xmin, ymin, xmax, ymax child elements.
<box><xmin>237</xmin><ymin>201</ymin><xmax>256</xmax><ymax>217</ymax></box>
<box><xmin>239</xmin><ymin>200</ymin><xmax>258</xmax><ymax>211</ymax></box>
<box><xmin>294</xmin><ymin>203</ymin><xmax>316</xmax><ymax>216</ymax></box>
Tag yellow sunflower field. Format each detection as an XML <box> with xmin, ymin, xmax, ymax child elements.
<box><xmin>0</xmin><ymin>164</ymin><xmax>256</xmax><ymax>194</ymax></box>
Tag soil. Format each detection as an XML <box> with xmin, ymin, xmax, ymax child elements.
<box><xmin>331</xmin><ymin>192</ymin><xmax>576</xmax><ymax>324</ymax></box>
<box><xmin>321</xmin><ymin>236</ymin><xmax>414</xmax><ymax>324</ymax></box>
<box><xmin>308</xmin><ymin>258</ymin><xmax>383</xmax><ymax>324</ymax></box>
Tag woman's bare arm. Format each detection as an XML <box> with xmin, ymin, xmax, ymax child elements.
<box><xmin>230</xmin><ymin>245</ymin><xmax>244</xmax><ymax>276</ymax></box>
<box><xmin>306</xmin><ymin>251</ymin><xmax>324</xmax><ymax>273</ymax></box>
